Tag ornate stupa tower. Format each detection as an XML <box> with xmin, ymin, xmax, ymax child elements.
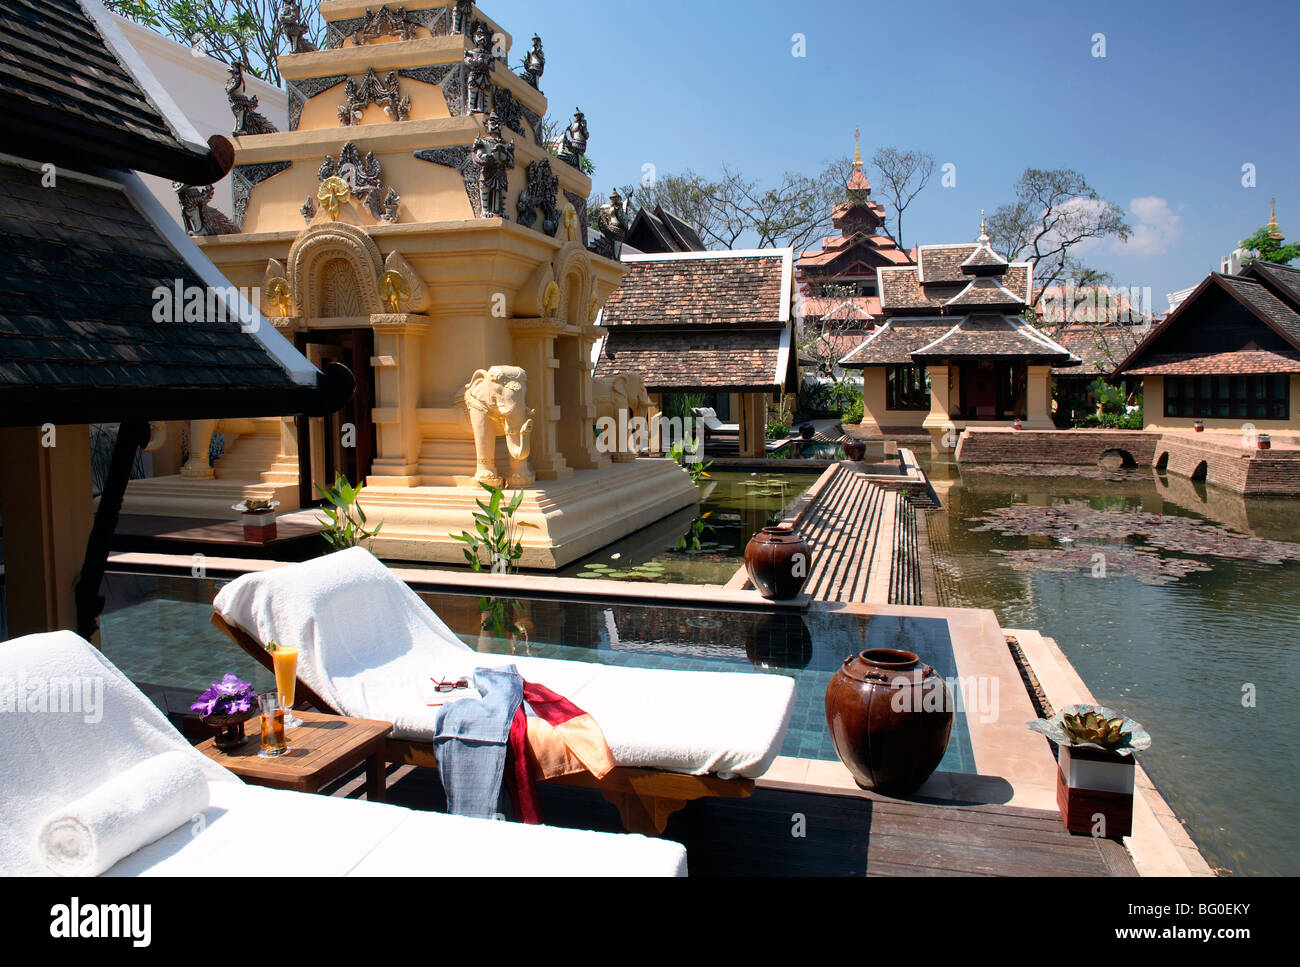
<box><xmin>131</xmin><ymin>1</ymin><xmax>695</xmax><ymax>567</ymax></box>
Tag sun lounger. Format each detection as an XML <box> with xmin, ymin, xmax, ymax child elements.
<box><xmin>690</xmin><ymin>406</ymin><xmax>740</xmax><ymax>436</ymax></box>
<box><xmin>0</xmin><ymin>631</ymin><xmax>687</xmax><ymax>876</ymax></box>
<box><xmin>210</xmin><ymin>548</ymin><xmax>796</xmax><ymax>834</ymax></box>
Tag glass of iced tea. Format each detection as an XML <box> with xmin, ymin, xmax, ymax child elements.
<box><xmin>270</xmin><ymin>642</ymin><xmax>302</xmax><ymax>729</ymax></box>
<box><xmin>258</xmin><ymin>692</ymin><xmax>288</xmax><ymax>758</ymax></box>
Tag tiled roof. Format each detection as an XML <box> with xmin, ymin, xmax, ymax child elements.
<box><xmin>839</xmin><ymin>319</ymin><xmax>952</xmax><ymax>367</ymax></box>
<box><xmin>800</xmin><ymin>295</ymin><xmax>881</xmax><ymax>319</ymax></box>
<box><xmin>917</xmin><ymin>245</ymin><xmax>978</xmax><ymax>283</ymax></box>
<box><xmin>601</xmin><ymin>252</ymin><xmax>788</xmax><ymax>328</ymax></box>
<box><xmin>1125</xmin><ymin>349</ymin><xmax>1300</xmax><ymax>376</ymax></box>
<box><xmin>0</xmin><ymin>0</ymin><xmax>224</xmax><ymax>183</ymax></box>
<box><xmin>945</xmin><ymin>277</ymin><xmax>1025</xmax><ymax>309</ymax></box>
<box><xmin>1217</xmin><ymin>274</ymin><xmax>1300</xmax><ymax>347</ymax></box>
<box><xmin>1244</xmin><ymin>261</ymin><xmax>1300</xmax><ymax>309</ymax></box>
<box><xmin>878</xmin><ymin>267</ymin><xmax>960</xmax><ymax>311</ymax></box>
<box><xmin>1051</xmin><ymin>324</ymin><xmax>1148</xmax><ymax>376</ymax></box>
<box><xmin>0</xmin><ymin>160</ymin><xmax>339</xmax><ymax>423</ymax></box>
<box><xmin>624</xmin><ymin>206</ymin><xmax>706</xmax><ymax>254</ymax></box>
<box><xmin>596</xmin><ymin>328</ymin><xmax>786</xmax><ymax>390</ymax></box>
<box><xmin>911</xmin><ymin>314</ymin><xmax>1078</xmax><ymax>364</ymax></box>
<box><xmin>961</xmin><ymin>243</ymin><xmax>1008</xmax><ymax>272</ymax></box>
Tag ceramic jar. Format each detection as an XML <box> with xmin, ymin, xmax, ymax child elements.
<box><xmin>825</xmin><ymin>648</ymin><xmax>954</xmax><ymax>793</ymax></box>
<box><xmin>842</xmin><ymin>438</ymin><xmax>866</xmax><ymax>461</ymax></box>
<box><xmin>744</xmin><ymin>526</ymin><xmax>812</xmax><ymax>600</ymax></box>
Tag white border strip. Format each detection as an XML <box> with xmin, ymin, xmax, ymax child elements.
<box><xmin>775</xmin><ymin>320</ymin><xmax>792</xmax><ymax>384</ymax></box>
<box><xmin>79</xmin><ymin>0</ymin><xmax>211</xmax><ymax>157</ymax></box>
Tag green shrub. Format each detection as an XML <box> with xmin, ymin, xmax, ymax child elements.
<box><xmin>800</xmin><ymin>381</ymin><xmax>861</xmax><ymax>418</ymax></box>
<box><xmin>841</xmin><ymin>398</ymin><xmax>864</xmax><ymax>425</ymax></box>
<box><xmin>766</xmin><ymin>419</ymin><xmax>790</xmax><ymax>439</ymax></box>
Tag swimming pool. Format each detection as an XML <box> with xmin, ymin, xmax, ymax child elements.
<box><xmin>97</xmin><ymin>571</ymin><xmax>975</xmax><ymax>773</ymax></box>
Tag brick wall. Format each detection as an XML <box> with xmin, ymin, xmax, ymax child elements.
<box><xmin>954</xmin><ymin>429</ymin><xmax>1159</xmax><ymax>466</ymax></box>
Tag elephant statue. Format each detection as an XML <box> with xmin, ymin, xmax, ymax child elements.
<box><xmin>592</xmin><ymin>371</ymin><xmax>658</xmax><ymax>462</ymax></box>
<box><xmin>457</xmin><ymin>366</ymin><xmax>535</xmax><ymax>488</ymax></box>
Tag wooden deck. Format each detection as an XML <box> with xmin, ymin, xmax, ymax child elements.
<box><xmin>324</xmin><ymin>765</ymin><xmax>1137</xmax><ymax>877</ymax></box>
<box><xmin>728</xmin><ymin>463</ymin><xmax>925</xmax><ymax>605</ymax></box>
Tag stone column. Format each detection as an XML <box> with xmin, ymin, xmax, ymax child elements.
<box><xmin>922</xmin><ymin>364</ymin><xmax>953</xmax><ymax>429</ymax></box>
<box><xmin>368</xmin><ymin>313</ymin><xmax>429</xmax><ymax>486</ymax></box>
<box><xmin>0</xmin><ymin>425</ymin><xmax>93</xmax><ymax>638</ymax></box>
<box><xmin>510</xmin><ymin>317</ymin><xmax>571</xmax><ymax>480</ymax></box>
<box><xmin>1025</xmin><ymin>364</ymin><xmax>1055</xmax><ymax>429</ymax></box>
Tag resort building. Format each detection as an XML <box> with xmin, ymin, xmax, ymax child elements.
<box><xmin>796</xmin><ymin>135</ymin><xmax>914</xmax><ymax>374</ymax></box>
<box><xmin>116</xmin><ymin>0</ymin><xmax>698</xmax><ymax>567</ymax></box>
<box><xmin>594</xmin><ymin>248</ymin><xmax>798</xmax><ymax>457</ymax></box>
<box><xmin>0</xmin><ymin>0</ymin><xmax>349</xmax><ymax>638</ymax></box>
<box><xmin>1119</xmin><ymin>261</ymin><xmax>1300</xmax><ymax>433</ymax></box>
<box><xmin>839</xmin><ymin>219</ymin><xmax>1079</xmax><ymax>433</ymax></box>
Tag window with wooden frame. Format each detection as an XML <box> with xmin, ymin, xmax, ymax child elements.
<box><xmin>1162</xmin><ymin>374</ymin><xmax>1290</xmax><ymax>420</ymax></box>
<box><xmin>886</xmin><ymin>365</ymin><xmax>931</xmax><ymax>410</ymax></box>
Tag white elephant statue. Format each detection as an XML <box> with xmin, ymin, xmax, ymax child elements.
<box><xmin>457</xmin><ymin>366</ymin><xmax>535</xmax><ymax>488</ymax></box>
<box><xmin>593</xmin><ymin>371</ymin><xmax>658</xmax><ymax>461</ymax></box>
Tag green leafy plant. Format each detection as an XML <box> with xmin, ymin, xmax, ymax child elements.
<box><xmin>669</xmin><ymin>439</ymin><xmax>712</xmax><ymax>484</ymax></box>
<box><xmin>450</xmin><ymin>482</ymin><xmax>537</xmax><ymax>574</ymax></box>
<box><xmin>477</xmin><ymin>595</ymin><xmax>530</xmax><ymax>646</ymax></box>
<box><xmin>315</xmin><ymin>474</ymin><xmax>383</xmax><ymax>550</ymax></box>
<box><xmin>766</xmin><ymin>419</ymin><xmax>790</xmax><ymax>439</ymax></box>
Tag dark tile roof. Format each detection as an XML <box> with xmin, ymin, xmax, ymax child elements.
<box><xmin>0</xmin><ymin>161</ymin><xmax>345</xmax><ymax>424</ymax></box>
<box><xmin>839</xmin><ymin>319</ymin><xmax>951</xmax><ymax>367</ymax></box>
<box><xmin>961</xmin><ymin>244</ymin><xmax>1008</xmax><ymax>271</ymax></box>
<box><xmin>624</xmin><ymin>206</ymin><xmax>706</xmax><ymax>254</ymax></box>
<box><xmin>1217</xmin><ymin>274</ymin><xmax>1300</xmax><ymax>347</ymax></box>
<box><xmin>911</xmin><ymin>314</ymin><xmax>1077</xmax><ymax>364</ymax></box>
<box><xmin>1125</xmin><ymin>349</ymin><xmax>1300</xmax><ymax>376</ymax></box>
<box><xmin>602</xmin><ymin>253</ymin><xmax>788</xmax><ymax>328</ymax></box>
<box><xmin>1243</xmin><ymin>260</ymin><xmax>1300</xmax><ymax>310</ymax></box>
<box><xmin>0</xmin><ymin>0</ymin><xmax>227</xmax><ymax>183</ymax></box>
<box><xmin>596</xmin><ymin>328</ymin><xmax>786</xmax><ymax>390</ymax></box>
<box><xmin>1051</xmin><ymin>324</ymin><xmax>1148</xmax><ymax>376</ymax></box>
<box><xmin>880</xmin><ymin>259</ymin><xmax>1030</xmax><ymax>313</ymax></box>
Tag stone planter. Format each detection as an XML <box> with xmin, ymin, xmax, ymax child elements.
<box><xmin>825</xmin><ymin>649</ymin><xmax>953</xmax><ymax>793</ymax></box>
<box><xmin>1056</xmin><ymin>744</ymin><xmax>1135</xmax><ymax>838</ymax></box>
<box><xmin>744</xmin><ymin>526</ymin><xmax>812</xmax><ymax>600</ymax></box>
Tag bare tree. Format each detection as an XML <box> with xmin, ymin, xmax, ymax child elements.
<box><xmin>986</xmin><ymin>169</ymin><xmax>1131</xmax><ymax>308</ymax></box>
<box><xmin>870</xmin><ymin>147</ymin><xmax>935</xmax><ymax>252</ymax></box>
<box><xmin>105</xmin><ymin>0</ymin><xmax>324</xmax><ymax>85</ymax></box>
<box><xmin>634</xmin><ymin>168</ymin><xmax>751</xmax><ymax>249</ymax></box>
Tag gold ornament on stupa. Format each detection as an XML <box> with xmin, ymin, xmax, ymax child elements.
<box><xmin>1268</xmin><ymin>197</ymin><xmax>1284</xmax><ymax>242</ymax></box>
<box><xmin>317</xmin><ymin>175</ymin><xmax>350</xmax><ymax>221</ymax></box>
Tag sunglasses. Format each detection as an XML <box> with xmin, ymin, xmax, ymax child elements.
<box><xmin>432</xmin><ymin>677</ymin><xmax>471</xmax><ymax>693</ymax></box>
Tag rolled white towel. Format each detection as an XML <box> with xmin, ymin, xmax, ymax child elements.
<box><xmin>36</xmin><ymin>751</ymin><xmax>211</xmax><ymax>877</ymax></box>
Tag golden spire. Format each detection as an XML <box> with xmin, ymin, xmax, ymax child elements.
<box><xmin>853</xmin><ymin>126</ymin><xmax>862</xmax><ymax>168</ymax></box>
<box><xmin>1268</xmin><ymin>196</ymin><xmax>1283</xmax><ymax>241</ymax></box>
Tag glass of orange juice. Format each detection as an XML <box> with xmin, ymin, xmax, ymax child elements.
<box><xmin>268</xmin><ymin>639</ymin><xmax>302</xmax><ymax>729</ymax></box>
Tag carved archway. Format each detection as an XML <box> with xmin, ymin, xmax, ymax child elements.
<box><xmin>551</xmin><ymin>241</ymin><xmax>592</xmax><ymax>326</ymax></box>
<box><xmin>286</xmin><ymin>221</ymin><xmax>385</xmax><ymax>318</ymax></box>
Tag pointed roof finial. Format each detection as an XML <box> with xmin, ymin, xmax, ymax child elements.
<box><xmin>979</xmin><ymin>208</ymin><xmax>988</xmax><ymax>240</ymax></box>
<box><xmin>1268</xmin><ymin>196</ymin><xmax>1283</xmax><ymax>241</ymax></box>
<box><xmin>853</xmin><ymin>126</ymin><xmax>862</xmax><ymax>168</ymax></box>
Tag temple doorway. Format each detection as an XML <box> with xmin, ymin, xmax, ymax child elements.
<box><xmin>295</xmin><ymin>328</ymin><xmax>375</xmax><ymax>503</ymax></box>
<box><xmin>959</xmin><ymin>361</ymin><xmax>1026</xmax><ymax>421</ymax></box>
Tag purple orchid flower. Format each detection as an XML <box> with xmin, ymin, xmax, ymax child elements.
<box><xmin>191</xmin><ymin>674</ymin><xmax>256</xmax><ymax>719</ymax></box>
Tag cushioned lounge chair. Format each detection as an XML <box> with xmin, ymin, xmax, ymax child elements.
<box><xmin>0</xmin><ymin>631</ymin><xmax>687</xmax><ymax>876</ymax></box>
<box><xmin>210</xmin><ymin>548</ymin><xmax>796</xmax><ymax>834</ymax></box>
<box><xmin>690</xmin><ymin>406</ymin><xmax>740</xmax><ymax>437</ymax></box>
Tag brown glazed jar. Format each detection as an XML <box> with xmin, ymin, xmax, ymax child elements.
<box><xmin>744</xmin><ymin>526</ymin><xmax>812</xmax><ymax>600</ymax></box>
<box><xmin>842</xmin><ymin>438</ymin><xmax>866</xmax><ymax>461</ymax></box>
<box><xmin>825</xmin><ymin>648</ymin><xmax>953</xmax><ymax>793</ymax></box>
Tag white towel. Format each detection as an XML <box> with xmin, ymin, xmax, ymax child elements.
<box><xmin>37</xmin><ymin>751</ymin><xmax>211</xmax><ymax>877</ymax></box>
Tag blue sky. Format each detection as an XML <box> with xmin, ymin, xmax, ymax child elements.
<box><xmin>489</xmin><ymin>0</ymin><xmax>1297</xmax><ymax>305</ymax></box>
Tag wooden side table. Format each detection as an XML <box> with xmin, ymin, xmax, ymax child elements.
<box><xmin>197</xmin><ymin>711</ymin><xmax>394</xmax><ymax>802</ymax></box>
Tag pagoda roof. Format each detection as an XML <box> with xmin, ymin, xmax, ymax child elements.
<box><xmin>911</xmin><ymin>314</ymin><xmax>1078</xmax><ymax>365</ymax></box>
<box><xmin>878</xmin><ymin>261</ymin><xmax>1032</xmax><ymax>313</ymax></box>
<box><xmin>944</xmin><ymin>276</ymin><xmax>1025</xmax><ymax>310</ymax></box>
<box><xmin>839</xmin><ymin>318</ymin><xmax>952</xmax><ymax>367</ymax></box>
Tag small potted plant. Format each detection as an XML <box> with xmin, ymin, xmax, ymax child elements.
<box><xmin>233</xmin><ymin>498</ymin><xmax>280</xmax><ymax>543</ymax></box>
<box><xmin>1193</xmin><ymin>420</ymin><xmax>1204</xmax><ymax>432</ymax></box>
<box><xmin>1028</xmin><ymin>704</ymin><xmax>1150</xmax><ymax>839</ymax></box>
<box><xmin>191</xmin><ymin>674</ymin><xmax>258</xmax><ymax>749</ymax></box>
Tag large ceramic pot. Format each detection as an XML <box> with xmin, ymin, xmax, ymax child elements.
<box><xmin>825</xmin><ymin>649</ymin><xmax>953</xmax><ymax>793</ymax></box>
<box><xmin>842</xmin><ymin>438</ymin><xmax>866</xmax><ymax>461</ymax></box>
<box><xmin>799</xmin><ymin>422</ymin><xmax>816</xmax><ymax>441</ymax></box>
<box><xmin>744</xmin><ymin>526</ymin><xmax>812</xmax><ymax>600</ymax></box>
